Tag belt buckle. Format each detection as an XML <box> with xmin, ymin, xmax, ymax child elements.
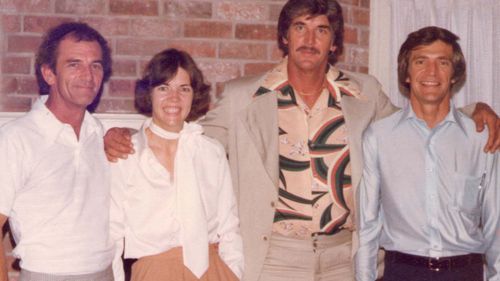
<box><xmin>428</xmin><ymin>257</ymin><xmax>450</xmax><ymax>272</ymax></box>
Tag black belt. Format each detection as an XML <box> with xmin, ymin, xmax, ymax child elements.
<box><xmin>385</xmin><ymin>250</ymin><xmax>483</xmax><ymax>272</ymax></box>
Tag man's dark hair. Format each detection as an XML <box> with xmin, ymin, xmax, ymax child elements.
<box><xmin>135</xmin><ymin>48</ymin><xmax>211</xmax><ymax>122</ymax></box>
<box><xmin>277</xmin><ymin>0</ymin><xmax>344</xmax><ymax>65</ymax></box>
<box><xmin>35</xmin><ymin>22</ymin><xmax>112</xmax><ymax>95</ymax></box>
<box><xmin>397</xmin><ymin>26</ymin><xmax>466</xmax><ymax>95</ymax></box>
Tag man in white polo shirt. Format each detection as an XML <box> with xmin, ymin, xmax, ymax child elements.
<box><xmin>0</xmin><ymin>22</ymin><xmax>115</xmax><ymax>281</ymax></box>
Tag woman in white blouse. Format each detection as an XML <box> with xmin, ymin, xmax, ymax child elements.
<box><xmin>111</xmin><ymin>48</ymin><xmax>243</xmax><ymax>281</ymax></box>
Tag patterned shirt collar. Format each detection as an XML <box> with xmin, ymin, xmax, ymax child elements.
<box><xmin>253</xmin><ymin>57</ymin><xmax>361</xmax><ymax>105</ymax></box>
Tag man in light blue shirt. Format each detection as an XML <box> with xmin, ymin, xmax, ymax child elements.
<box><xmin>355</xmin><ymin>26</ymin><xmax>499</xmax><ymax>281</ymax></box>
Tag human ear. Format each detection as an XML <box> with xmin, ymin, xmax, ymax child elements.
<box><xmin>41</xmin><ymin>64</ymin><xmax>57</xmax><ymax>86</ymax></box>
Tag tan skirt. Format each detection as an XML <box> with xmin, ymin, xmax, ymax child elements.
<box><xmin>131</xmin><ymin>244</ymin><xmax>239</xmax><ymax>281</ymax></box>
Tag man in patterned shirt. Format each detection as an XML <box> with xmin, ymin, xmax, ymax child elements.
<box><xmin>104</xmin><ymin>1</ymin><xmax>500</xmax><ymax>280</ymax></box>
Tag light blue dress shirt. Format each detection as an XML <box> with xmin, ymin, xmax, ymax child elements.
<box><xmin>355</xmin><ymin>104</ymin><xmax>500</xmax><ymax>281</ymax></box>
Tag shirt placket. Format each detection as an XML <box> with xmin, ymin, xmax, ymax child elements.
<box><xmin>424</xmin><ymin>126</ymin><xmax>443</xmax><ymax>256</ymax></box>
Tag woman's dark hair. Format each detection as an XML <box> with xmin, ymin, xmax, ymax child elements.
<box><xmin>35</xmin><ymin>22</ymin><xmax>112</xmax><ymax>95</ymax></box>
<box><xmin>135</xmin><ymin>48</ymin><xmax>211</xmax><ymax>121</ymax></box>
<box><xmin>277</xmin><ymin>0</ymin><xmax>344</xmax><ymax>65</ymax></box>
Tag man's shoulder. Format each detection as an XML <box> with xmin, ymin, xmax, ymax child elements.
<box><xmin>223</xmin><ymin>73</ymin><xmax>266</xmax><ymax>95</ymax></box>
<box><xmin>0</xmin><ymin>111</ymin><xmax>37</xmax><ymax>137</ymax></box>
<box><xmin>368</xmin><ymin>109</ymin><xmax>404</xmax><ymax>134</ymax></box>
<box><xmin>341</xmin><ymin>70</ymin><xmax>380</xmax><ymax>88</ymax></box>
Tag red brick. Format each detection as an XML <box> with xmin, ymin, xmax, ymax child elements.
<box><xmin>351</xmin><ymin>8</ymin><xmax>369</xmax><ymax>26</ymax></box>
<box><xmin>215</xmin><ymin>82</ymin><xmax>225</xmax><ymax>98</ymax></box>
<box><xmin>2</xmin><ymin>76</ymin><xmax>38</xmax><ymax>95</ymax></box>
<box><xmin>344</xmin><ymin>26</ymin><xmax>358</xmax><ymax>44</ymax></box>
<box><xmin>110</xmin><ymin>0</ymin><xmax>158</xmax><ymax>16</ymax></box>
<box><xmin>270</xmin><ymin>45</ymin><xmax>284</xmax><ymax>61</ymax></box>
<box><xmin>108</xmin><ymin>79</ymin><xmax>135</xmax><ymax>97</ymax></box>
<box><xmin>198</xmin><ymin>61</ymin><xmax>240</xmax><ymax>83</ymax></box>
<box><xmin>24</xmin><ymin>16</ymin><xmax>70</xmax><ymax>33</ymax></box>
<box><xmin>94</xmin><ymin>99</ymin><xmax>136</xmax><ymax>113</ymax></box>
<box><xmin>112</xmin><ymin>59</ymin><xmax>137</xmax><ymax>77</ymax></box>
<box><xmin>55</xmin><ymin>0</ymin><xmax>106</xmax><ymax>14</ymax></box>
<box><xmin>360</xmin><ymin>29</ymin><xmax>369</xmax><ymax>47</ymax></box>
<box><xmin>346</xmin><ymin>46</ymin><xmax>368</xmax><ymax>66</ymax></box>
<box><xmin>82</xmin><ymin>17</ymin><xmax>130</xmax><ymax>36</ymax></box>
<box><xmin>184</xmin><ymin>21</ymin><xmax>232</xmax><ymax>39</ymax></box>
<box><xmin>336</xmin><ymin>63</ymin><xmax>356</xmax><ymax>72</ymax></box>
<box><xmin>0</xmin><ymin>0</ymin><xmax>52</xmax><ymax>13</ymax></box>
<box><xmin>7</xmin><ymin>35</ymin><xmax>42</xmax><ymax>53</ymax></box>
<box><xmin>219</xmin><ymin>42</ymin><xmax>267</xmax><ymax>60</ymax></box>
<box><xmin>1</xmin><ymin>15</ymin><xmax>22</xmax><ymax>33</ymax></box>
<box><xmin>269</xmin><ymin>4</ymin><xmax>283</xmax><ymax>21</ymax></box>
<box><xmin>235</xmin><ymin>24</ymin><xmax>276</xmax><ymax>41</ymax></box>
<box><xmin>0</xmin><ymin>95</ymin><xmax>32</xmax><ymax>111</ymax></box>
<box><xmin>166</xmin><ymin>40</ymin><xmax>216</xmax><ymax>58</ymax></box>
<box><xmin>2</xmin><ymin>56</ymin><xmax>32</xmax><ymax>74</ymax></box>
<box><xmin>358</xmin><ymin>66</ymin><xmax>369</xmax><ymax>73</ymax></box>
<box><xmin>339</xmin><ymin>0</ymin><xmax>360</xmax><ymax>6</ymax></box>
<box><xmin>130</xmin><ymin>19</ymin><xmax>180</xmax><ymax>37</ymax></box>
<box><xmin>215</xmin><ymin>3</ymin><xmax>268</xmax><ymax>21</ymax></box>
<box><xmin>19</xmin><ymin>77</ymin><xmax>39</xmax><ymax>95</ymax></box>
<box><xmin>244</xmin><ymin>63</ymin><xmax>276</xmax><ymax>76</ymax></box>
<box><xmin>115</xmin><ymin>38</ymin><xmax>167</xmax><ymax>56</ymax></box>
<box><xmin>361</xmin><ymin>0</ymin><xmax>370</xmax><ymax>8</ymax></box>
<box><xmin>164</xmin><ymin>1</ymin><xmax>212</xmax><ymax>19</ymax></box>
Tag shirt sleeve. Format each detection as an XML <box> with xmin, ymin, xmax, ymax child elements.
<box><xmin>482</xmin><ymin>153</ymin><xmax>500</xmax><ymax>280</ymax></box>
<box><xmin>110</xmin><ymin>161</ymin><xmax>127</xmax><ymax>281</ymax></box>
<box><xmin>215</xmin><ymin>151</ymin><xmax>244</xmax><ymax>280</ymax></box>
<box><xmin>355</xmin><ymin>126</ymin><xmax>383</xmax><ymax>281</ymax></box>
<box><xmin>0</xmin><ymin>128</ymin><xmax>22</xmax><ymax>217</ymax></box>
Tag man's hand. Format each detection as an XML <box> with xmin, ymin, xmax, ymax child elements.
<box><xmin>0</xmin><ymin>214</ymin><xmax>9</xmax><ymax>281</ymax></box>
<box><xmin>104</xmin><ymin>128</ymin><xmax>134</xmax><ymax>162</ymax></box>
<box><xmin>472</xmin><ymin>102</ymin><xmax>500</xmax><ymax>153</ymax></box>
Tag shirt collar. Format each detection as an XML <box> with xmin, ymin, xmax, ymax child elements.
<box><xmin>31</xmin><ymin>95</ymin><xmax>102</xmax><ymax>144</ymax></box>
<box><xmin>394</xmin><ymin>102</ymin><xmax>468</xmax><ymax>136</ymax></box>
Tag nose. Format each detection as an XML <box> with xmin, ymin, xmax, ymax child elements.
<box><xmin>426</xmin><ymin>60</ymin><xmax>438</xmax><ymax>75</ymax></box>
<box><xmin>305</xmin><ymin>30</ymin><xmax>315</xmax><ymax>45</ymax></box>
<box><xmin>79</xmin><ymin>65</ymin><xmax>94</xmax><ymax>82</ymax></box>
<box><xmin>166</xmin><ymin>88</ymin><xmax>182</xmax><ymax>100</ymax></box>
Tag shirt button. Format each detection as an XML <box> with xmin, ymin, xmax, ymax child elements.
<box><xmin>262</xmin><ymin>235</ymin><xmax>268</xmax><ymax>241</ymax></box>
<box><xmin>270</xmin><ymin>201</ymin><xmax>276</xmax><ymax>208</ymax></box>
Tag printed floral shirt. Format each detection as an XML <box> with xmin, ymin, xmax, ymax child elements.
<box><xmin>254</xmin><ymin>58</ymin><xmax>361</xmax><ymax>238</ymax></box>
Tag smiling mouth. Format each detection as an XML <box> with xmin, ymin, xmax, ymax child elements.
<box><xmin>420</xmin><ymin>81</ymin><xmax>440</xmax><ymax>86</ymax></box>
<box><xmin>163</xmin><ymin>107</ymin><xmax>181</xmax><ymax>114</ymax></box>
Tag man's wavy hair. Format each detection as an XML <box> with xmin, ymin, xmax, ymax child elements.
<box><xmin>398</xmin><ymin>26</ymin><xmax>466</xmax><ymax>96</ymax></box>
<box><xmin>35</xmin><ymin>22</ymin><xmax>112</xmax><ymax>95</ymax></box>
<box><xmin>135</xmin><ymin>48</ymin><xmax>211</xmax><ymax>121</ymax></box>
<box><xmin>277</xmin><ymin>0</ymin><xmax>344</xmax><ymax>65</ymax></box>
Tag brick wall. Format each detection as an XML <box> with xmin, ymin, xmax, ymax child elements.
<box><xmin>0</xmin><ymin>0</ymin><xmax>370</xmax><ymax>279</ymax></box>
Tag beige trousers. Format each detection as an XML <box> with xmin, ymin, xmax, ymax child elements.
<box><xmin>131</xmin><ymin>244</ymin><xmax>238</xmax><ymax>281</ymax></box>
<box><xmin>258</xmin><ymin>231</ymin><xmax>354</xmax><ymax>281</ymax></box>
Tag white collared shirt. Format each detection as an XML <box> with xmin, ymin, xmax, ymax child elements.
<box><xmin>110</xmin><ymin>120</ymin><xmax>244</xmax><ymax>279</ymax></box>
<box><xmin>0</xmin><ymin>96</ymin><xmax>114</xmax><ymax>274</ymax></box>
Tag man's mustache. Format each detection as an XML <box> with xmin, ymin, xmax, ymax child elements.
<box><xmin>296</xmin><ymin>46</ymin><xmax>320</xmax><ymax>54</ymax></box>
